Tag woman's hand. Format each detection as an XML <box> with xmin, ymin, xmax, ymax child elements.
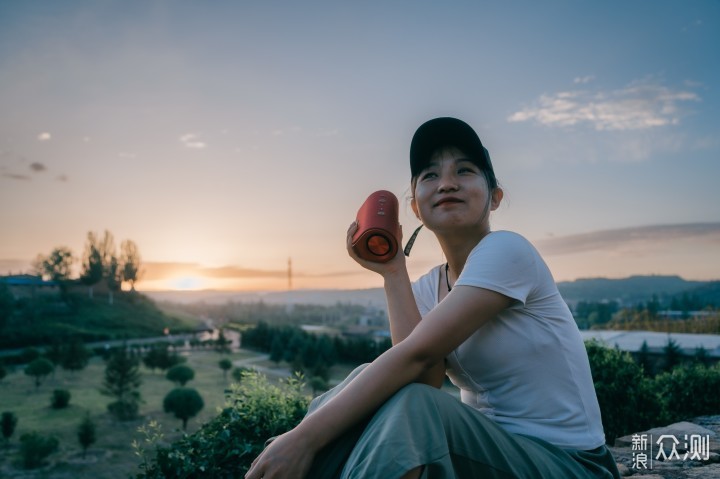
<box><xmin>346</xmin><ymin>221</ymin><xmax>407</xmax><ymax>277</ymax></box>
<box><xmin>244</xmin><ymin>429</ymin><xmax>316</xmax><ymax>479</ymax></box>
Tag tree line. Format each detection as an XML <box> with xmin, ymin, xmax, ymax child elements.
<box><xmin>32</xmin><ymin>229</ymin><xmax>142</xmax><ymax>302</ymax></box>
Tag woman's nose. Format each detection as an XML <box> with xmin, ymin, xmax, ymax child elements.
<box><xmin>437</xmin><ymin>175</ymin><xmax>459</xmax><ymax>192</ymax></box>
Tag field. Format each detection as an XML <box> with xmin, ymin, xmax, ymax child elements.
<box><xmin>0</xmin><ymin>348</ymin><xmax>275</xmax><ymax>479</ymax></box>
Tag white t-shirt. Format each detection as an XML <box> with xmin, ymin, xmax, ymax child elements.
<box><xmin>411</xmin><ymin>231</ymin><xmax>606</xmax><ymax>450</ymax></box>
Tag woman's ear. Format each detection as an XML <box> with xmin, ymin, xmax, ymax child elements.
<box><xmin>410</xmin><ymin>197</ymin><xmax>420</xmax><ymax>219</ymax></box>
<box><xmin>490</xmin><ymin>187</ymin><xmax>504</xmax><ymax>211</ymax></box>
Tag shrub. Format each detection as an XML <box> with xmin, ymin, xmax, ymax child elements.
<box><xmin>218</xmin><ymin>358</ymin><xmax>232</xmax><ymax>379</ymax></box>
<box><xmin>2</xmin><ymin>411</ymin><xmax>18</xmax><ymax>443</ymax></box>
<box><xmin>77</xmin><ymin>414</ymin><xmax>96</xmax><ymax>458</ymax></box>
<box><xmin>653</xmin><ymin>363</ymin><xmax>720</xmax><ymax>423</ymax></box>
<box><xmin>165</xmin><ymin>365</ymin><xmax>195</xmax><ymax>386</ymax></box>
<box><xmin>19</xmin><ymin>431</ymin><xmax>59</xmax><ymax>469</ymax></box>
<box><xmin>137</xmin><ymin>371</ymin><xmax>309</xmax><ymax>478</ymax></box>
<box><xmin>51</xmin><ymin>389</ymin><xmax>71</xmax><ymax>409</ymax></box>
<box><xmin>24</xmin><ymin>357</ymin><xmax>54</xmax><ymax>388</ymax></box>
<box><xmin>163</xmin><ymin>388</ymin><xmax>204</xmax><ymax>430</ymax></box>
<box><xmin>108</xmin><ymin>400</ymin><xmax>139</xmax><ymax>421</ymax></box>
<box><xmin>585</xmin><ymin>340</ymin><xmax>662</xmax><ymax>444</ymax></box>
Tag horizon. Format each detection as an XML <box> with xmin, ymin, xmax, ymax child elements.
<box><xmin>1</xmin><ymin>2</ymin><xmax>719</xmax><ymax>291</ymax></box>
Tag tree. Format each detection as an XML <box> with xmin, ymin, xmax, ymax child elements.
<box><xmin>2</xmin><ymin>411</ymin><xmax>18</xmax><ymax>444</ymax></box>
<box><xmin>61</xmin><ymin>338</ymin><xmax>91</xmax><ymax>373</ymax></box>
<box><xmin>81</xmin><ymin>232</ymin><xmax>104</xmax><ymax>299</ymax></box>
<box><xmin>0</xmin><ymin>363</ymin><xmax>6</xmax><ymax>382</ymax></box>
<box><xmin>19</xmin><ymin>431</ymin><xmax>59</xmax><ymax>469</ymax></box>
<box><xmin>25</xmin><ymin>358</ymin><xmax>54</xmax><ymax>388</ymax></box>
<box><xmin>120</xmin><ymin>239</ymin><xmax>143</xmax><ymax>291</ymax></box>
<box><xmin>101</xmin><ymin>346</ymin><xmax>142</xmax><ymax>420</ymax></box>
<box><xmin>166</xmin><ymin>364</ymin><xmax>195</xmax><ymax>386</ymax></box>
<box><xmin>106</xmin><ymin>255</ymin><xmax>122</xmax><ymax>305</ymax></box>
<box><xmin>636</xmin><ymin>340</ymin><xmax>654</xmax><ymax>376</ymax></box>
<box><xmin>77</xmin><ymin>414</ymin><xmax>96</xmax><ymax>458</ymax></box>
<box><xmin>33</xmin><ymin>247</ymin><xmax>75</xmax><ymax>296</ymax></box>
<box><xmin>0</xmin><ymin>282</ymin><xmax>14</xmax><ymax>330</ymax></box>
<box><xmin>219</xmin><ymin>358</ymin><xmax>232</xmax><ymax>380</ymax></box>
<box><xmin>662</xmin><ymin>337</ymin><xmax>683</xmax><ymax>372</ymax></box>
<box><xmin>51</xmin><ymin>389</ymin><xmax>71</xmax><ymax>409</ymax></box>
<box><xmin>163</xmin><ymin>388</ymin><xmax>204</xmax><ymax>430</ymax></box>
<box><xmin>215</xmin><ymin>329</ymin><xmax>232</xmax><ymax>353</ymax></box>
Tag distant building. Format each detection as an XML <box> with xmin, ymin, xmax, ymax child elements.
<box><xmin>0</xmin><ymin>274</ymin><xmax>60</xmax><ymax>299</ymax></box>
<box><xmin>582</xmin><ymin>330</ymin><xmax>720</xmax><ymax>360</ymax></box>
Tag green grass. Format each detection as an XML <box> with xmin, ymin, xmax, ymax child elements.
<box><xmin>0</xmin><ymin>349</ymin><xmax>265</xmax><ymax>478</ymax></box>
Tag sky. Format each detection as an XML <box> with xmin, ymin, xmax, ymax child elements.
<box><xmin>1</xmin><ymin>1</ymin><xmax>719</xmax><ymax>292</ymax></box>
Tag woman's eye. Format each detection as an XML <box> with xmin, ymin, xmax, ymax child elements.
<box><xmin>420</xmin><ymin>172</ymin><xmax>437</xmax><ymax>180</ymax></box>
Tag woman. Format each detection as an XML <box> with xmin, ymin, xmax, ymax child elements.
<box><xmin>246</xmin><ymin>117</ymin><xmax>621</xmax><ymax>479</ymax></box>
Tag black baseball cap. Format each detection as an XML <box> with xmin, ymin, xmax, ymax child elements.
<box><xmin>409</xmin><ymin>117</ymin><xmax>497</xmax><ymax>189</ymax></box>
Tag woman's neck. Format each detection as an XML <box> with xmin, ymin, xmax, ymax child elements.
<box><xmin>436</xmin><ymin>227</ymin><xmax>491</xmax><ymax>280</ymax></box>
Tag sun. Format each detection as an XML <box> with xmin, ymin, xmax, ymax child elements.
<box><xmin>167</xmin><ymin>276</ymin><xmax>206</xmax><ymax>291</ymax></box>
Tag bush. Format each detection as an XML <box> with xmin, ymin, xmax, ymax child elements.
<box><xmin>2</xmin><ymin>411</ymin><xmax>18</xmax><ymax>443</ymax></box>
<box><xmin>653</xmin><ymin>363</ymin><xmax>720</xmax><ymax>423</ymax></box>
<box><xmin>585</xmin><ymin>340</ymin><xmax>662</xmax><ymax>444</ymax></box>
<box><xmin>137</xmin><ymin>371</ymin><xmax>309</xmax><ymax>478</ymax></box>
<box><xmin>108</xmin><ymin>400</ymin><xmax>140</xmax><ymax>421</ymax></box>
<box><xmin>24</xmin><ymin>357</ymin><xmax>54</xmax><ymax>388</ymax></box>
<box><xmin>51</xmin><ymin>389</ymin><xmax>71</xmax><ymax>409</ymax></box>
<box><xmin>165</xmin><ymin>365</ymin><xmax>195</xmax><ymax>386</ymax></box>
<box><xmin>19</xmin><ymin>431</ymin><xmax>59</xmax><ymax>469</ymax></box>
<box><xmin>77</xmin><ymin>414</ymin><xmax>96</xmax><ymax>458</ymax></box>
<box><xmin>163</xmin><ymin>388</ymin><xmax>204</xmax><ymax>430</ymax></box>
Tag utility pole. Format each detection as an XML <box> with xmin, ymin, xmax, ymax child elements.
<box><xmin>287</xmin><ymin>257</ymin><xmax>292</xmax><ymax>291</ymax></box>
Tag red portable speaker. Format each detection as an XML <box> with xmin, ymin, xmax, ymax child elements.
<box><xmin>351</xmin><ymin>190</ymin><xmax>401</xmax><ymax>263</ymax></box>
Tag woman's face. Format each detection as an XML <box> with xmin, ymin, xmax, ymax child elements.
<box><xmin>411</xmin><ymin>146</ymin><xmax>501</xmax><ymax>234</ymax></box>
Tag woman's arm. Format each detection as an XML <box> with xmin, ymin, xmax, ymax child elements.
<box><xmin>245</xmin><ymin>284</ymin><xmax>512</xmax><ymax>479</ymax></box>
<box><xmin>349</xmin><ymin>222</ymin><xmax>445</xmax><ymax>387</ymax></box>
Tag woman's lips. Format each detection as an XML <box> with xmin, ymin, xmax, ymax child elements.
<box><xmin>434</xmin><ymin>197</ymin><xmax>463</xmax><ymax>207</ymax></box>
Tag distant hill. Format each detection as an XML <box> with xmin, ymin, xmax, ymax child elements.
<box><xmin>0</xmin><ymin>291</ymin><xmax>203</xmax><ymax>350</ymax></box>
<box><xmin>145</xmin><ymin>275</ymin><xmax>719</xmax><ymax>310</ymax></box>
<box><xmin>556</xmin><ymin>275</ymin><xmax>712</xmax><ymax>306</ymax></box>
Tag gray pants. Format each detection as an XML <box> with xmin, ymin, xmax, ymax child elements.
<box><xmin>301</xmin><ymin>365</ymin><xmax>621</xmax><ymax>479</ymax></box>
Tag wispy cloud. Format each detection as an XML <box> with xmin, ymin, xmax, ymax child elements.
<box><xmin>1</xmin><ymin>173</ymin><xmax>30</xmax><ymax>181</ymax></box>
<box><xmin>37</xmin><ymin>132</ymin><xmax>51</xmax><ymax>141</ymax></box>
<box><xmin>573</xmin><ymin>75</ymin><xmax>595</xmax><ymax>84</ymax></box>
<box><xmin>535</xmin><ymin>223</ymin><xmax>720</xmax><ymax>256</ymax></box>
<box><xmin>179</xmin><ymin>133</ymin><xmax>206</xmax><ymax>149</ymax></box>
<box><xmin>29</xmin><ymin>162</ymin><xmax>46</xmax><ymax>172</ymax></box>
<box><xmin>143</xmin><ymin>262</ymin><xmax>360</xmax><ymax>282</ymax></box>
<box><xmin>508</xmin><ymin>78</ymin><xmax>700</xmax><ymax>131</ymax></box>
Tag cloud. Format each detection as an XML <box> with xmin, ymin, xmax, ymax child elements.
<box><xmin>179</xmin><ymin>133</ymin><xmax>206</xmax><ymax>149</ymax></box>
<box><xmin>143</xmin><ymin>262</ymin><xmax>361</xmax><ymax>282</ymax></box>
<box><xmin>573</xmin><ymin>75</ymin><xmax>595</xmax><ymax>84</ymax></box>
<box><xmin>508</xmin><ymin>79</ymin><xmax>699</xmax><ymax>131</ymax></box>
<box><xmin>37</xmin><ymin>132</ymin><xmax>51</xmax><ymax>141</ymax></box>
<box><xmin>29</xmin><ymin>162</ymin><xmax>46</xmax><ymax>172</ymax></box>
<box><xmin>534</xmin><ymin>223</ymin><xmax>720</xmax><ymax>256</ymax></box>
<box><xmin>1</xmin><ymin>173</ymin><xmax>30</xmax><ymax>181</ymax></box>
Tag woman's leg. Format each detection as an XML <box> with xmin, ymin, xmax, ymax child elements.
<box><xmin>340</xmin><ymin>383</ymin><xmax>619</xmax><ymax>479</ymax></box>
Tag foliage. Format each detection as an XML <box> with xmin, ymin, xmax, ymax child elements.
<box><xmin>61</xmin><ymin>338</ymin><xmax>92</xmax><ymax>372</ymax></box>
<box><xmin>137</xmin><ymin>371</ymin><xmax>309</xmax><ymax>478</ymax></box>
<box><xmin>215</xmin><ymin>329</ymin><xmax>232</xmax><ymax>353</ymax></box>
<box><xmin>163</xmin><ymin>388</ymin><xmax>205</xmax><ymax>430</ymax></box>
<box><xmin>25</xmin><ymin>357</ymin><xmax>55</xmax><ymax>388</ymax></box>
<box><xmin>231</xmin><ymin>366</ymin><xmax>254</xmax><ymax>382</ymax></box>
<box><xmin>166</xmin><ymin>364</ymin><xmax>195</xmax><ymax>386</ymax></box>
<box><xmin>0</xmin><ymin>362</ymin><xmax>6</xmax><ymax>382</ymax></box>
<box><xmin>218</xmin><ymin>358</ymin><xmax>232</xmax><ymax>379</ymax></box>
<box><xmin>19</xmin><ymin>431</ymin><xmax>59</xmax><ymax>469</ymax></box>
<box><xmin>585</xmin><ymin>340</ymin><xmax>662</xmax><ymax>445</ymax></box>
<box><xmin>653</xmin><ymin>363</ymin><xmax>720</xmax><ymax>423</ymax></box>
<box><xmin>33</xmin><ymin>247</ymin><xmax>75</xmax><ymax>284</ymax></box>
<box><xmin>51</xmin><ymin>389</ymin><xmax>72</xmax><ymax>409</ymax></box>
<box><xmin>2</xmin><ymin>411</ymin><xmax>18</xmax><ymax>443</ymax></box>
<box><xmin>77</xmin><ymin>414</ymin><xmax>97</xmax><ymax>458</ymax></box>
<box><xmin>102</xmin><ymin>346</ymin><xmax>142</xmax><ymax>420</ymax></box>
<box><xmin>120</xmin><ymin>239</ymin><xmax>143</xmax><ymax>291</ymax></box>
<box><xmin>144</xmin><ymin>344</ymin><xmax>186</xmax><ymax>372</ymax></box>
<box><xmin>0</xmin><ymin>281</ymin><xmax>14</xmax><ymax>329</ymax></box>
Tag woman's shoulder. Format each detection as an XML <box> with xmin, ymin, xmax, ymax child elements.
<box><xmin>475</xmin><ymin>230</ymin><xmax>535</xmax><ymax>254</ymax></box>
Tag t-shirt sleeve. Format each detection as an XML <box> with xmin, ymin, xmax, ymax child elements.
<box><xmin>454</xmin><ymin>232</ymin><xmax>537</xmax><ymax>305</ymax></box>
